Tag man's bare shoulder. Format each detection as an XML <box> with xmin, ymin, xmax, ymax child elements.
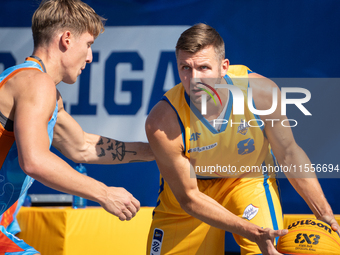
<box><xmin>8</xmin><ymin>69</ymin><xmax>55</xmax><ymax>97</ymax></box>
<box><xmin>0</xmin><ymin>69</ymin><xmax>56</xmax><ymax>118</ymax></box>
<box><xmin>10</xmin><ymin>69</ymin><xmax>57</xmax><ymax>119</ymax></box>
<box><xmin>146</xmin><ymin>100</ymin><xmax>183</xmax><ymax>143</ymax></box>
<box><xmin>248</xmin><ymin>72</ymin><xmax>278</xmax><ymax>92</ymax></box>
<box><xmin>248</xmin><ymin>72</ymin><xmax>280</xmax><ymax>111</ymax></box>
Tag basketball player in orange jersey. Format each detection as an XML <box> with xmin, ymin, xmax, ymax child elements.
<box><xmin>0</xmin><ymin>0</ymin><xmax>153</xmax><ymax>253</ymax></box>
<box><xmin>146</xmin><ymin>23</ymin><xmax>339</xmax><ymax>255</ymax></box>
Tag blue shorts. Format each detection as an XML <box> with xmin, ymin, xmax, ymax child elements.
<box><xmin>0</xmin><ymin>225</ymin><xmax>39</xmax><ymax>255</ymax></box>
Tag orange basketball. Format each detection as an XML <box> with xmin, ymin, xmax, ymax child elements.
<box><xmin>277</xmin><ymin>219</ymin><xmax>340</xmax><ymax>255</ymax></box>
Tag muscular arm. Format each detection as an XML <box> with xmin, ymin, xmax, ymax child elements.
<box><xmin>146</xmin><ymin>100</ymin><xmax>286</xmax><ymax>253</ymax></box>
<box><xmin>249</xmin><ymin>73</ymin><xmax>339</xmax><ymax>235</ymax></box>
<box><xmin>13</xmin><ymin>71</ymin><xmax>139</xmax><ymax>220</ymax></box>
<box><xmin>52</xmin><ymin>90</ymin><xmax>154</xmax><ymax>164</ymax></box>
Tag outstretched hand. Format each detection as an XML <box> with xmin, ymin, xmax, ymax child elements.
<box><xmin>255</xmin><ymin>228</ymin><xmax>288</xmax><ymax>255</ymax></box>
<box><xmin>100</xmin><ymin>187</ymin><xmax>140</xmax><ymax>221</ymax></box>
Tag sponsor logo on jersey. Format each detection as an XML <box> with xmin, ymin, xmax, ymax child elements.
<box><xmin>150</xmin><ymin>228</ymin><xmax>164</xmax><ymax>255</ymax></box>
<box><xmin>188</xmin><ymin>142</ymin><xmax>217</xmax><ymax>153</ymax></box>
<box><xmin>237</xmin><ymin>119</ymin><xmax>250</xmax><ymax>135</ymax></box>
<box><xmin>242</xmin><ymin>204</ymin><xmax>259</xmax><ymax>221</ymax></box>
<box><xmin>189</xmin><ymin>132</ymin><xmax>201</xmax><ymax>141</ymax></box>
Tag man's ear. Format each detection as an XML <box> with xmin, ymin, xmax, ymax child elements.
<box><xmin>221</xmin><ymin>58</ymin><xmax>229</xmax><ymax>77</ymax></box>
<box><xmin>60</xmin><ymin>31</ymin><xmax>72</xmax><ymax>51</ymax></box>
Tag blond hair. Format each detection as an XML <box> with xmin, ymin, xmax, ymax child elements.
<box><xmin>176</xmin><ymin>23</ymin><xmax>225</xmax><ymax>62</ymax></box>
<box><xmin>32</xmin><ymin>0</ymin><xmax>105</xmax><ymax>47</ymax></box>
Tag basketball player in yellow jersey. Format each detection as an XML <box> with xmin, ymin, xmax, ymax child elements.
<box><xmin>146</xmin><ymin>23</ymin><xmax>340</xmax><ymax>255</ymax></box>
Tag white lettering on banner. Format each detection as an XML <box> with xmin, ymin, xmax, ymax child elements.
<box><xmin>0</xmin><ymin>26</ymin><xmax>189</xmax><ymax>142</ymax></box>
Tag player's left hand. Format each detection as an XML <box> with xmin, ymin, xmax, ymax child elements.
<box><xmin>318</xmin><ymin>214</ymin><xmax>340</xmax><ymax>236</ymax></box>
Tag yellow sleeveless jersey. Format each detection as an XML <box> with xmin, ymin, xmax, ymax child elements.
<box><xmin>163</xmin><ymin>65</ymin><xmax>277</xmax><ymax>179</ymax></box>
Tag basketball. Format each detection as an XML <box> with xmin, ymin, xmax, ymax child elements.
<box><xmin>277</xmin><ymin>219</ymin><xmax>340</xmax><ymax>254</ymax></box>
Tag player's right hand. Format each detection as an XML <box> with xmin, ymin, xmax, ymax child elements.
<box><xmin>255</xmin><ymin>228</ymin><xmax>288</xmax><ymax>255</ymax></box>
<box><xmin>318</xmin><ymin>214</ymin><xmax>340</xmax><ymax>237</ymax></box>
<box><xmin>100</xmin><ymin>187</ymin><xmax>140</xmax><ymax>221</ymax></box>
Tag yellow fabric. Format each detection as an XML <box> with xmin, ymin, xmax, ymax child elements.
<box><xmin>163</xmin><ymin>64</ymin><xmax>276</xmax><ymax>179</ymax></box>
<box><xmin>148</xmin><ymin>177</ymin><xmax>283</xmax><ymax>255</ymax></box>
<box><xmin>17</xmin><ymin>206</ymin><xmax>154</xmax><ymax>255</ymax></box>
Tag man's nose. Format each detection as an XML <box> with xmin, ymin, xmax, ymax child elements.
<box><xmin>86</xmin><ymin>48</ymin><xmax>93</xmax><ymax>63</ymax></box>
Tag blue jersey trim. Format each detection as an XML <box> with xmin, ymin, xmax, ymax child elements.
<box><xmin>224</xmin><ymin>74</ymin><xmax>233</xmax><ymax>84</ymax></box>
<box><xmin>153</xmin><ymin>177</ymin><xmax>165</xmax><ymax>217</ymax></box>
<box><xmin>185</xmin><ymin>88</ymin><xmax>233</xmax><ymax>134</ymax></box>
<box><xmin>263</xmin><ymin>129</ymin><xmax>268</xmax><ymax>139</ymax></box>
<box><xmin>184</xmin><ymin>89</ymin><xmax>190</xmax><ymax>104</ymax></box>
<box><xmin>252</xmin><ymin>98</ymin><xmax>265</xmax><ymax>131</ymax></box>
<box><xmin>262</xmin><ymin>169</ymin><xmax>279</xmax><ymax>244</ymax></box>
<box><xmin>196</xmin><ymin>175</ymin><xmax>220</xmax><ymax>179</ymax></box>
<box><xmin>262</xmin><ymin>150</ymin><xmax>280</xmax><ymax>244</ymax></box>
<box><xmin>246</xmin><ymin>82</ymin><xmax>265</xmax><ymax>131</ymax></box>
<box><xmin>219</xmin><ymin>90</ymin><xmax>233</xmax><ymax>132</ymax></box>
<box><xmin>184</xmin><ymin>91</ymin><xmax>219</xmax><ymax>134</ymax></box>
<box><xmin>270</xmin><ymin>149</ymin><xmax>278</xmax><ymax>166</ymax></box>
<box><xmin>0</xmin><ymin>225</ymin><xmax>39</xmax><ymax>254</ymax></box>
<box><xmin>191</xmin><ymin>100</ymin><xmax>218</xmax><ymax>134</ymax></box>
<box><xmin>226</xmin><ymin>72</ymin><xmax>264</xmax><ymax>131</ymax></box>
<box><xmin>0</xmin><ymin>61</ymin><xmax>43</xmax><ymax>84</ymax></box>
<box><xmin>161</xmin><ymin>96</ymin><xmax>186</xmax><ymax>152</ymax></box>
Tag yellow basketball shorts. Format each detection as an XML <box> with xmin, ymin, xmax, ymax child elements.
<box><xmin>147</xmin><ymin>176</ymin><xmax>283</xmax><ymax>255</ymax></box>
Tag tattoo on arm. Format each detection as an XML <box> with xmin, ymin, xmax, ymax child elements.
<box><xmin>97</xmin><ymin>138</ymin><xmax>137</xmax><ymax>161</ymax></box>
<box><xmin>107</xmin><ymin>143</ymin><xmax>113</xmax><ymax>151</ymax></box>
<box><xmin>98</xmin><ymin>148</ymin><xmax>105</xmax><ymax>157</ymax></box>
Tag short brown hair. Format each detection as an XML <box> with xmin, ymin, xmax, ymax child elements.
<box><xmin>32</xmin><ymin>0</ymin><xmax>105</xmax><ymax>47</ymax></box>
<box><xmin>176</xmin><ymin>23</ymin><xmax>225</xmax><ymax>62</ymax></box>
